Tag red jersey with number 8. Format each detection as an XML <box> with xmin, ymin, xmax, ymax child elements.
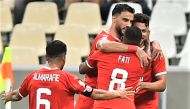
<box><xmin>87</xmin><ymin>51</ymin><xmax>144</xmax><ymax>109</ymax></box>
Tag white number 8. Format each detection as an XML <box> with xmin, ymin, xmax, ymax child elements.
<box><xmin>36</xmin><ymin>88</ymin><xmax>51</xmax><ymax>109</ymax></box>
<box><xmin>108</xmin><ymin>68</ymin><xmax>128</xmax><ymax>91</ymax></box>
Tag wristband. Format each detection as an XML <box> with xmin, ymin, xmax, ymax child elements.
<box><xmin>127</xmin><ymin>45</ymin><xmax>138</xmax><ymax>52</ymax></box>
<box><xmin>82</xmin><ymin>85</ymin><xmax>94</xmax><ymax>97</ymax></box>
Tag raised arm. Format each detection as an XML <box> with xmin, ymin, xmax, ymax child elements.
<box><xmin>97</xmin><ymin>40</ymin><xmax>138</xmax><ymax>53</ymax></box>
<box><xmin>97</xmin><ymin>40</ymin><xmax>151</xmax><ymax>67</ymax></box>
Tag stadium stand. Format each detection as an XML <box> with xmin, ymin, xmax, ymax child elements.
<box><xmin>11</xmin><ymin>47</ymin><xmax>39</xmax><ymax>65</ymax></box>
<box><xmin>150</xmin><ymin>2</ymin><xmax>187</xmax><ymax>37</ymax></box>
<box><xmin>54</xmin><ymin>24</ymin><xmax>90</xmax><ymax>57</ymax></box>
<box><xmin>176</xmin><ymin>29</ymin><xmax>190</xmax><ymax>58</ymax></box>
<box><xmin>178</xmin><ymin>51</ymin><xmax>190</xmax><ymax>67</ymax></box>
<box><xmin>9</xmin><ymin>24</ymin><xmax>46</xmax><ymax>56</ymax></box>
<box><xmin>0</xmin><ymin>3</ymin><xmax>13</xmax><ymax>33</ymax></box>
<box><xmin>0</xmin><ymin>33</ymin><xmax>3</xmax><ymax>55</ymax></box>
<box><xmin>22</xmin><ymin>2</ymin><xmax>59</xmax><ymax>34</ymax></box>
<box><xmin>157</xmin><ymin>0</ymin><xmax>190</xmax><ymax>13</ymax></box>
<box><xmin>0</xmin><ymin>0</ymin><xmax>15</xmax><ymax>9</ymax></box>
<box><xmin>65</xmin><ymin>48</ymin><xmax>82</xmax><ymax>66</ymax></box>
<box><xmin>64</xmin><ymin>2</ymin><xmax>102</xmax><ymax>34</ymax></box>
<box><xmin>150</xmin><ymin>28</ymin><xmax>177</xmax><ymax>59</ymax></box>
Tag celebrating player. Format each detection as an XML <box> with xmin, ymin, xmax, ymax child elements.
<box><xmin>79</xmin><ymin>26</ymin><xmax>144</xmax><ymax>109</ymax></box>
<box><xmin>133</xmin><ymin>13</ymin><xmax>167</xmax><ymax>109</ymax></box>
<box><xmin>75</xmin><ymin>4</ymin><xmax>150</xmax><ymax>109</ymax></box>
<box><xmin>1</xmin><ymin>40</ymin><xmax>135</xmax><ymax>109</ymax></box>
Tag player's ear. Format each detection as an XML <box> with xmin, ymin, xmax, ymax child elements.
<box><xmin>45</xmin><ymin>55</ymin><xmax>49</xmax><ymax>61</ymax></box>
<box><xmin>62</xmin><ymin>55</ymin><xmax>66</xmax><ymax>64</ymax></box>
<box><xmin>112</xmin><ymin>16</ymin><xmax>117</xmax><ymax>23</ymax></box>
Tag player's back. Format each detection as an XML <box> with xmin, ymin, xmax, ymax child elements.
<box><xmin>21</xmin><ymin>67</ymin><xmax>83</xmax><ymax>109</ymax></box>
<box><xmin>92</xmin><ymin>51</ymin><xmax>143</xmax><ymax>109</ymax></box>
<box><xmin>85</xmin><ymin>30</ymin><xmax>120</xmax><ymax>87</ymax></box>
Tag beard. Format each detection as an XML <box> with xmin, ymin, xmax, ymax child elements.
<box><xmin>140</xmin><ymin>40</ymin><xmax>145</xmax><ymax>47</ymax></box>
<box><xmin>60</xmin><ymin>66</ymin><xmax>64</xmax><ymax>70</ymax></box>
<box><xmin>116</xmin><ymin>27</ymin><xmax>124</xmax><ymax>40</ymax></box>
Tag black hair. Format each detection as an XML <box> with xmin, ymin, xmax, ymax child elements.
<box><xmin>123</xmin><ymin>26</ymin><xmax>142</xmax><ymax>46</ymax></box>
<box><xmin>112</xmin><ymin>4</ymin><xmax>135</xmax><ymax>16</ymax></box>
<box><xmin>46</xmin><ymin>40</ymin><xmax>67</xmax><ymax>58</ymax></box>
<box><xmin>133</xmin><ymin>13</ymin><xmax>150</xmax><ymax>27</ymax></box>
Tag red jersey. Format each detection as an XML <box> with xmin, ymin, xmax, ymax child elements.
<box><xmin>87</xmin><ymin>51</ymin><xmax>143</xmax><ymax>109</ymax></box>
<box><xmin>135</xmin><ymin>54</ymin><xmax>167</xmax><ymax>109</ymax></box>
<box><xmin>75</xmin><ymin>31</ymin><xmax>120</xmax><ymax>109</ymax></box>
<box><xmin>19</xmin><ymin>67</ymin><xmax>91</xmax><ymax>109</ymax></box>
<box><xmin>85</xmin><ymin>31</ymin><xmax>121</xmax><ymax>87</ymax></box>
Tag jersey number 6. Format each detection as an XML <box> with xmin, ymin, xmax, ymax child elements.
<box><xmin>36</xmin><ymin>88</ymin><xmax>51</xmax><ymax>109</ymax></box>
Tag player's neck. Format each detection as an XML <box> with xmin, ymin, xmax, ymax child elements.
<box><xmin>108</xmin><ymin>26</ymin><xmax>119</xmax><ymax>39</ymax></box>
<box><xmin>47</xmin><ymin>63</ymin><xmax>61</xmax><ymax>69</ymax></box>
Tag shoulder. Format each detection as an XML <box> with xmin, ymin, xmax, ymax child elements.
<box><xmin>62</xmin><ymin>71</ymin><xmax>78</xmax><ymax>79</ymax></box>
<box><xmin>24</xmin><ymin>70</ymin><xmax>39</xmax><ymax>80</ymax></box>
<box><xmin>95</xmin><ymin>31</ymin><xmax>110</xmax><ymax>41</ymax></box>
<box><xmin>89</xmin><ymin>50</ymin><xmax>103</xmax><ymax>59</ymax></box>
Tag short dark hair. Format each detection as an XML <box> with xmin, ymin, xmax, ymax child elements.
<box><xmin>46</xmin><ymin>40</ymin><xmax>67</xmax><ymax>58</ymax></box>
<box><xmin>133</xmin><ymin>13</ymin><xmax>150</xmax><ymax>27</ymax></box>
<box><xmin>112</xmin><ymin>4</ymin><xmax>135</xmax><ymax>16</ymax></box>
<box><xmin>123</xmin><ymin>26</ymin><xmax>142</xmax><ymax>46</ymax></box>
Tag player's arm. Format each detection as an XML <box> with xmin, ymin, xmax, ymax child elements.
<box><xmin>151</xmin><ymin>40</ymin><xmax>164</xmax><ymax>60</ymax></box>
<box><xmin>79</xmin><ymin>61</ymin><xmax>92</xmax><ymax>74</ymax></box>
<box><xmin>97</xmin><ymin>40</ymin><xmax>151</xmax><ymax>67</ymax></box>
<box><xmin>91</xmin><ymin>87</ymin><xmax>135</xmax><ymax>100</ymax></box>
<box><xmin>136</xmin><ymin>75</ymin><xmax>166</xmax><ymax>92</ymax></box>
<box><xmin>97</xmin><ymin>39</ymin><xmax>137</xmax><ymax>52</ymax></box>
<box><xmin>82</xmin><ymin>86</ymin><xmax>135</xmax><ymax>100</ymax></box>
<box><xmin>1</xmin><ymin>89</ymin><xmax>22</xmax><ymax>104</ymax></box>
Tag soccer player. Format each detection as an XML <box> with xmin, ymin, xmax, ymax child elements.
<box><xmin>133</xmin><ymin>13</ymin><xmax>167</xmax><ymax>109</ymax></box>
<box><xmin>79</xmin><ymin>26</ymin><xmax>144</xmax><ymax>109</ymax></box>
<box><xmin>75</xmin><ymin>4</ymin><xmax>151</xmax><ymax>109</ymax></box>
<box><xmin>1</xmin><ymin>40</ymin><xmax>135</xmax><ymax>109</ymax></box>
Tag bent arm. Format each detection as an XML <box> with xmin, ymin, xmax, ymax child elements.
<box><xmin>97</xmin><ymin>40</ymin><xmax>138</xmax><ymax>53</ymax></box>
<box><xmin>97</xmin><ymin>40</ymin><xmax>129</xmax><ymax>52</ymax></box>
<box><xmin>137</xmin><ymin>75</ymin><xmax>166</xmax><ymax>92</ymax></box>
<box><xmin>97</xmin><ymin>40</ymin><xmax>150</xmax><ymax>67</ymax></box>
<box><xmin>1</xmin><ymin>89</ymin><xmax>22</xmax><ymax>104</ymax></box>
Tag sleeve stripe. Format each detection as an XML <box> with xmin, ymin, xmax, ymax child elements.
<box><xmin>85</xmin><ymin>60</ymin><xmax>94</xmax><ymax>69</ymax></box>
<box><xmin>96</xmin><ymin>36</ymin><xmax>108</xmax><ymax>49</ymax></box>
<box><xmin>155</xmin><ymin>72</ymin><xmax>167</xmax><ymax>76</ymax></box>
<box><xmin>18</xmin><ymin>89</ymin><xmax>24</xmax><ymax>98</ymax></box>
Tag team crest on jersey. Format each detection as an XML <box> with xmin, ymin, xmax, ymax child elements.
<box><xmin>85</xmin><ymin>86</ymin><xmax>93</xmax><ymax>92</ymax></box>
<box><xmin>101</xmin><ymin>35</ymin><xmax>108</xmax><ymax>40</ymax></box>
<box><xmin>78</xmin><ymin>80</ymin><xmax>86</xmax><ymax>87</ymax></box>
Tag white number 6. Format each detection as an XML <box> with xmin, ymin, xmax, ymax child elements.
<box><xmin>36</xmin><ymin>88</ymin><xmax>51</xmax><ymax>109</ymax></box>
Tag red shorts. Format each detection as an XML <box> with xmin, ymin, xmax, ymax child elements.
<box><xmin>75</xmin><ymin>94</ymin><xmax>94</xmax><ymax>109</ymax></box>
